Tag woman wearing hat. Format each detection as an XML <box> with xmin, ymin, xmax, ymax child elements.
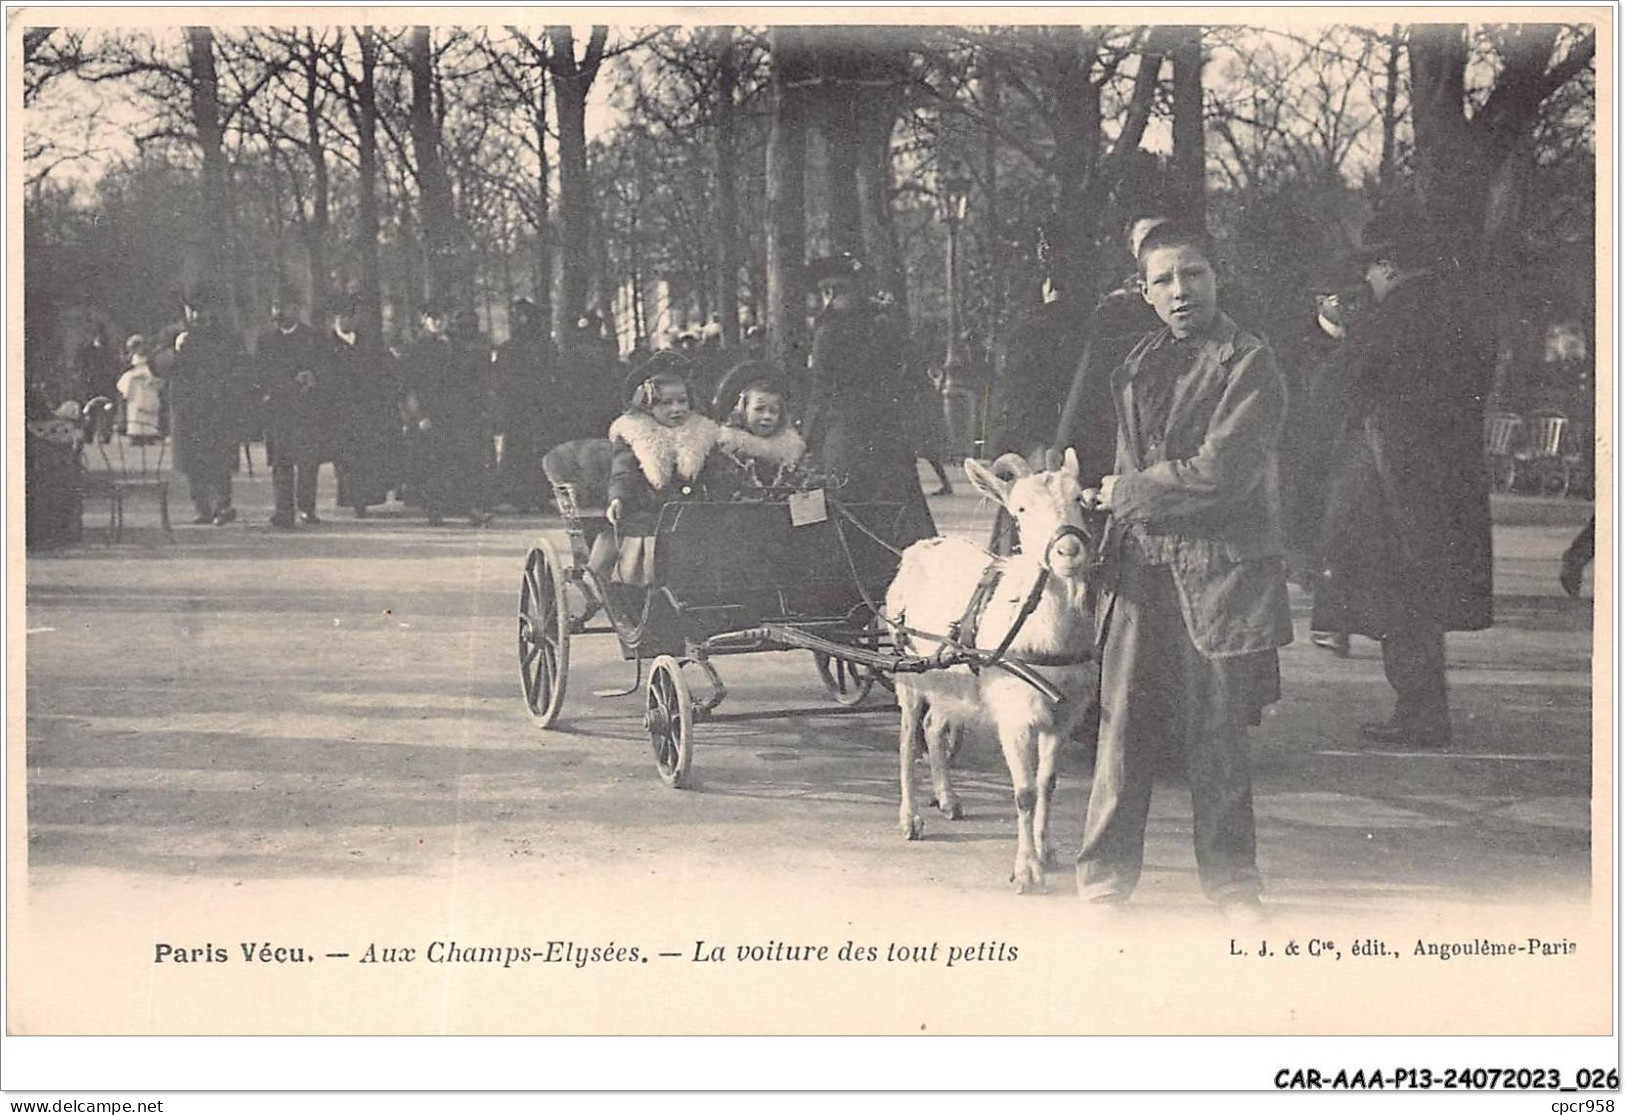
<box><xmin>802</xmin><ymin>253</ymin><xmax>935</xmax><ymax>542</ymax></box>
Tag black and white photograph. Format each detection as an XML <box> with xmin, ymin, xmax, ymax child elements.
<box><xmin>6</xmin><ymin>4</ymin><xmax>1615</xmax><ymax>1099</ymax></box>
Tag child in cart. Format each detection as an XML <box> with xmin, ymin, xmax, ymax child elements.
<box><xmin>716</xmin><ymin>369</ymin><xmax>808</xmax><ymax>489</ymax></box>
<box><xmin>591</xmin><ymin>352</ymin><xmax>736</xmax><ymax>586</ymax></box>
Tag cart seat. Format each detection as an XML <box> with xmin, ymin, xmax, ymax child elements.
<box><xmin>544</xmin><ymin>438</ymin><xmax>613</xmax><ymax>516</ymax></box>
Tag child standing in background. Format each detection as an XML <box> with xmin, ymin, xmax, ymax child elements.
<box><xmin>117</xmin><ymin>335</ymin><xmax>164</xmax><ymax>445</ymax></box>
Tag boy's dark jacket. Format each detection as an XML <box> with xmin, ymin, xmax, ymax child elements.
<box><xmin>1105</xmin><ymin>311</ymin><xmax>1294</xmax><ymax>658</ymax></box>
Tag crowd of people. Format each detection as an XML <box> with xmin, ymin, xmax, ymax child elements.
<box><xmin>35</xmin><ymin>252</ymin><xmax>967</xmax><ymax>540</ymax></box>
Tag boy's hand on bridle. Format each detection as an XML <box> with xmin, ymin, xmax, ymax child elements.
<box><xmin>606</xmin><ymin>498</ymin><xmax>623</xmax><ymax>526</ymax></box>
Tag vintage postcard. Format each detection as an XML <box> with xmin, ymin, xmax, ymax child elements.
<box><xmin>6</xmin><ymin>3</ymin><xmax>1615</xmax><ymax>1096</ymax></box>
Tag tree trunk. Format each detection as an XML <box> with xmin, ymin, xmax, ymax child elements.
<box><xmin>980</xmin><ymin>46</ymin><xmax>1002</xmax><ymax>324</ymax></box>
<box><xmin>713</xmin><ymin>30</ymin><xmax>741</xmax><ymax>346</ymax></box>
<box><xmin>408</xmin><ymin>26</ymin><xmax>458</xmax><ymax>306</ymax></box>
<box><xmin>1407</xmin><ymin>21</ymin><xmax>1595</xmax><ymax>402</ymax></box>
<box><xmin>532</xmin><ymin>64</ymin><xmax>554</xmax><ymax>333</ymax></box>
<box><xmin>353</xmin><ymin>27</ymin><xmax>384</xmax><ymax>350</ymax></box>
<box><xmin>547</xmin><ymin>24</ymin><xmax>608</xmax><ymax>330</ymax></box>
<box><xmin>1377</xmin><ymin>26</ymin><xmax>1402</xmax><ymax>191</ymax></box>
<box><xmin>1407</xmin><ymin>24</ymin><xmax>1492</xmax><ymax>251</ymax></box>
<box><xmin>1170</xmin><ymin>25</ymin><xmax>1206</xmax><ymax>222</ymax></box>
<box><xmin>766</xmin><ymin>26</ymin><xmax>810</xmax><ymax>384</ymax></box>
<box><xmin>184</xmin><ymin>28</ymin><xmax>231</xmax><ymax>296</ymax></box>
<box><xmin>854</xmin><ymin>89</ymin><xmax>905</xmax><ymax>313</ymax></box>
<box><xmin>301</xmin><ymin>30</ymin><xmax>330</xmax><ymax>316</ymax></box>
<box><xmin>821</xmin><ymin>86</ymin><xmax>863</xmax><ymax>257</ymax></box>
<box><xmin>1048</xmin><ymin>28</ymin><xmax>1103</xmax><ymax>300</ymax></box>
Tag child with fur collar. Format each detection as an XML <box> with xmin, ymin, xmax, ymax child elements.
<box><xmin>591</xmin><ymin>367</ymin><xmax>737</xmax><ymax>594</ymax></box>
<box><xmin>605</xmin><ymin>373</ymin><xmax>733</xmax><ymax>532</ymax></box>
<box><xmin>718</xmin><ymin>378</ymin><xmax>807</xmax><ymax>488</ymax></box>
<box><xmin>591</xmin><ymin>365</ymin><xmax>737</xmax><ymax>586</ymax></box>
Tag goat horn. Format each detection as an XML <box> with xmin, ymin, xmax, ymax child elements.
<box><xmin>990</xmin><ymin>452</ymin><xmax>1033</xmax><ymax>480</ymax></box>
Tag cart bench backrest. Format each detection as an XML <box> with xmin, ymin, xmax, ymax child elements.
<box><xmin>543</xmin><ymin>438</ymin><xmax>614</xmax><ymax>514</ymax></box>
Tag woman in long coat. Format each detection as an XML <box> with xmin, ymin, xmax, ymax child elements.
<box><xmin>326</xmin><ymin>295</ymin><xmax>399</xmax><ymax>516</ymax></box>
<box><xmin>801</xmin><ymin>255</ymin><xmax>935</xmax><ymax>545</ymax></box>
<box><xmin>1316</xmin><ymin>224</ymin><xmax>1494</xmax><ymax>747</ymax></box>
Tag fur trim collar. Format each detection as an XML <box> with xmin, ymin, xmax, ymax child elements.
<box><xmin>609</xmin><ymin>411</ymin><xmax>720</xmax><ymax>490</ymax></box>
<box><xmin>718</xmin><ymin>425</ymin><xmax>806</xmax><ymax>468</ymax></box>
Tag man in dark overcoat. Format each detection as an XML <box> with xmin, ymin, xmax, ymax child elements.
<box><xmin>802</xmin><ymin>253</ymin><xmax>935</xmax><ymax>543</ymax></box>
<box><xmin>558</xmin><ymin>313</ymin><xmax>623</xmax><ymax>439</ymax></box>
<box><xmin>256</xmin><ymin>284</ymin><xmax>330</xmax><ymax>527</ymax></box>
<box><xmin>325</xmin><ymin>293</ymin><xmax>398</xmax><ymax>517</ymax></box>
<box><xmin>986</xmin><ymin>252</ymin><xmax>1091</xmax><ymax>554</ymax></box>
<box><xmin>492</xmin><ymin>298</ymin><xmax>559</xmax><ymax>511</ymax></box>
<box><xmin>989</xmin><ymin>278</ymin><xmax>1089</xmax><ymax>466</ymax></box>
<box><xmin>155</xmin><ymin>286</ymin><xmax>246</xmax><ymax>525</ymax></box>
<box><xmin>1316</xmin><ymin>212</ymin><xmax>1494</xmax><ymax>748</ymax></box>
<box><xmin>403</xmin><ymin>304</ymin><xmax>493</xmax><ymax>526</ymax></box>
<box><xmin>1052</xmin><ymin>211</ymin><xmax>1170</xmax><ymax>489</ymax></box>
<box><xmin>1281</xmin><ymin>269</ymin><xmax>1362</xmax><ymax>654</ymax></box>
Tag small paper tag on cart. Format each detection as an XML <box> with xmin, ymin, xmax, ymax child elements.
<box><xmin>788</xmin><ymin>488</ymin><xmax>828</xmax><ymax>527</ymax></box>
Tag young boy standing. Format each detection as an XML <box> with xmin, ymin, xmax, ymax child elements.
<box><xmin>1076</xmin><ymin>222</ymin><xmax>1293</xmax><ymax>921</ymax></box>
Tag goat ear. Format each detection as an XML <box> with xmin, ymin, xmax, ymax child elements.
<box><xmin>1063</xmin><ymin>447</ymin><xmax>1081</xmax><ymax>478</ymax></box>
<box><xmin>964</xmin><ymin>458</ymin><xmax>1012</xmax><ymax>506</ymax></box>
<box><xmin>1043</xmin><ymin>448</ymin><xmax>1064</xmax><ymax>473</ymax></box>
<box><xmin>989</xmin><ymin>452</ymin><xmax>1033</xmax><ymax>480</ymax></box>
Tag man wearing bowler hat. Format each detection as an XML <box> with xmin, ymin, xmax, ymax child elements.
<box><xmin>1315</xmin><ymin>207</ymin><xmax>1494</xmax><ymax>748</ymax></box>
<box><xmin>257</xmin><ymin>283</ymin><xmax>329</xmax><ymax>528</ymax></box>
<box><xmin>158</xmin><ymin>284</ymin><xmax>246</xmax><ymax>525</ymax></box>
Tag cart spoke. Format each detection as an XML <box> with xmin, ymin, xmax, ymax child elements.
<box><xmin>521</xmin><ymin>655</ymin><xmax>540</xmax><ymax>708</ymax></box>
<box><xmin>525</xmin><ymin>560</ymin><xmax>544</xmax><ymax>611</ymax></box>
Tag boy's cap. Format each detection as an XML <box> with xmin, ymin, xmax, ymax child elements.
<box><xmin>622</xmin><ymin>350</ymin><xmax>695</xmax><ymax>404</ymax></box>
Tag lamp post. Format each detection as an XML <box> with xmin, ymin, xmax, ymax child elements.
<box><xmin>938</xmin><ymin>163</ymin><xmax>975</xmax><ymax>457</ymax></box>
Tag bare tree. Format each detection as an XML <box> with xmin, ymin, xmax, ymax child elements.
<box><xmin>407</xmin><ymin>26</ymin><xmax>459</xmax><ymax>304</ymax></box>
<box><xmin>766</xmin><ymin>26</ymin><xmax>811</xmax><ymax>380</ymax></box>
<box><xmin>545</xmin><ymin>25</ymin><xmax>609</xmax><ymax>327</ymax></box>
<box><xmin>1169</xmin><ymin>25</ymin><xmax>1205</xmax><ymax>220</ymax></box>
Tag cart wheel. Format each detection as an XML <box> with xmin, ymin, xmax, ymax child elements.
<box><xmin>646</xmin><ymin>656</ymin><xmax>694</xmax><ymax>788</ymax></box>
<box><xmin>814</xmin><ymin>652</ymin><xmax>874</xmax><ymax>706</ymax></box>
<box><xmin>519</xmin><ymin>539</ymin><xmax>570</xmax><ymax>727</ymax></box>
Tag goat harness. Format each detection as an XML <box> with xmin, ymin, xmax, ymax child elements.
<box><xmin>897</xmin><ymin>523</ymin><xmax>1099</xmax><ymax>684</ymax></box>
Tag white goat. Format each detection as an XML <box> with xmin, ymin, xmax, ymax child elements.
<box><xmin>886</xmin><ymin>449</ymin><xmax>1099</xmax><ymax>893</ymax></box>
